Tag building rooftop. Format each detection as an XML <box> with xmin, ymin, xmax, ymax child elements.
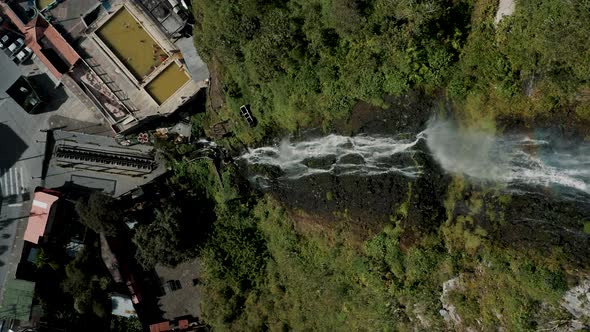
<box><xmin>0</xmin><ymin>278</ymin><xmax>35</xmax><ymax>321</ymax></box>
<box><xmin>0</xmin><ymin>3</ymin><xmax>82</xmax><ymax>81</ymax></box>
<box><xmin>44</xmin><ymin>130</ymin><xmax>166</xmax><ymax>197</ymax></box>
<box><xmin>0</xmin><ymin>50</ymin><xmax>23</xmax><ymax>97</ymax></box>
<box><xmin>149</xmin><ymin>321</ymin><xmax>171</xmax><ymax>332</ymax></box>
<box><xmin>155</xmin><ymin>258</ymin><xmax>202</xmax><ymax>320</ymax></box>
<box><xmin>111</xmin><ymin>293</ymin><xmax>137</xmax><ymax>318</ymax></box>
<box><xmin>23</xmin><ymin>191</ymin><xmax>59</xmax><ymax>244</ymax></box>
<box><xmin>6</xmin><ymin>76</ymin><xmax>43</xmax><ymax>114</ymax></box>
<box><xmin>174</xmin><ymin>37</ymin><xmax>209</xmax><ymax>83</ymax></box>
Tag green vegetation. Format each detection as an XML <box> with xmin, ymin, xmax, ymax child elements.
<box><xmin>62</xmin><ymin>246</ymin><xmax>113</xmax><ymax>317</ymax></box>
<box><xmin>112</xmin><ymin>316</ymin><xmax>143</xmax><ymax>332</ymax></box>
<box><xmin>76</xmin><ymin>193</ymin><xmax>124</xmax><ymax>236</ymax></box>
<box><xmin>133</xmin><ymin>205</ymin><xmax>201</xmax><ymax>269</ymax></box>
<box><xmin>193</xmin><ymin>0</ymin><xmax>590</xmax><ymax>145</ymax></box>
<box><xmin>193</xmin><ymin>0</ymin><xmax>472</xmax><ymax>143</ymax></box>
<box><xmin>157</xmin><ymin>154</ymin><xmax>575</xmax><ymax>330</ymax></box>
<box><xmin>147</xmin><ymin>0</ymin><xmax>590</xmax><ymax>330</ymax></box>
<box><xmin>33</xmin><ymin>237</ymin><xmax>113</xmax><ymax>331</ymax></box>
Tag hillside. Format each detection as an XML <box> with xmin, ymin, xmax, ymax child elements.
<box><xmin>156</xmin><ymin>0</ymin><xmax>590</xmax><ymax>330</ymax></box>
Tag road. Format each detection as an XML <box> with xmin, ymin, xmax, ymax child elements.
<box><xmin>0</xmin><ymin>95</ymin><xmax>49</xmax><ymax>295</ymax></box>
<box><xmin>0</xmin><ymin>49</ymin><xmax>107</xmax><ymax>297</ymax></box>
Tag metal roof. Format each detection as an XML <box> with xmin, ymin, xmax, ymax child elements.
<box><xmin>23</xmin><ymin>191</ymin><xmax>59</xmax><ymax>244</ymax></box>
<box><xmin>0</xmin><ymin>279</ymin><xmax>35</xmax><ymax>321</ymax></box>
<box><xmin>175</xmin><ymin>37</ymin><xmax>209</xmax><ymax>83</ymax></box>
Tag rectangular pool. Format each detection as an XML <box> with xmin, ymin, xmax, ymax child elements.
<box><xmin>96</xmin><ymin>7</ymin><xmax>167</xmax><ymax>79</ymax></box>
<box><xmin>146</xmin><ymin>63</ymin><xmax>190</xmax><ymax>105</ymax></box>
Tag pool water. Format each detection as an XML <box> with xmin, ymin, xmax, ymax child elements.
<box><xmin>37</xmin><ymin>0</ymin><xmax>54</xmax><ymax>10</ymax></box>
<box><xmin>146</xmin><ymin>63</ymin><xmax>190</xmax><ymax>105</ymax></box>
<box><xmin>96</xmin><ymin>7</ymin><xmax>167</xmax><ymax>79</ymax></box>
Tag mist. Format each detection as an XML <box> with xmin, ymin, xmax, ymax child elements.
<box><xmin>424</xmin><ymin>119</ymin><xmax>590</xmax><ymax>196</ymax></box>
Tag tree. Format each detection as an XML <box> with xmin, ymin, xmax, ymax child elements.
<box><xmin>113</xmin><ymin>316</ymin><xmax>143</xmax><ymax>332</ymax></box>
<box><xmin>76</xmin><ymin>193</ymin><xmax>122</xmax><ymax>236</ymax></box>
<box><xmin>62</xmin><ymin>247</ymin><xmax>112</xmax><ymax>318</ymax></box>
<box><xmin>133</xmin><ymin>207</ymin><xmax>196</xmax><ymax>269</ymax></box>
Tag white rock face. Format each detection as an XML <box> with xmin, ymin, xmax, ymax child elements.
<box><xmin>439</xmin><ymin>277</ymin><xmax>462</xmax><ymax>326</ymax></box>
<box><xmin>562</xmin><ymin>279</ymin><xmax>590</xmax><ymax>319</ymax></box>
<box><xmin>494</xmin><ymin>0</ymin><xmax>516</xmax><ymax>24</ymax></box>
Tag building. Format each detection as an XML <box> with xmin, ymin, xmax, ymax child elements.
<box><xmin>1</xmin><ymin>2</ymin><xmax>80</xmax><ymax>81</ymax></box>
<box><xmin>150</xmin><ymin>318</ymin><xmax>204</xmax><ymax>332</ymax></box>
<box><xmin>0</xmin><ymin>279</ymin><xmax>35</xmax><ymax>322</ymax></box>
<box><xmin>1</xmin><ymin>0</ymin><xmax>208</xmax><ymax>133</ymax></box>
<box><xmin>5</xmin><ymin>76</ymin><xmax>43</xmax><ymax>114</ymax></box>
<box><xmin>44</xmin><ymin>130</ymin><xmax>167</xmax><ymax>197</ymax></box>
<box><xmin>23</xmin><ymin>191</ymin><xmax>59</xmax><ymax>245</ymax></box>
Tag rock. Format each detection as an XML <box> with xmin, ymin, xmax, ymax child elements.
<box><xmin>562</xmin><ymin>279</ymin><xmax>590</xmax><ymax>319</ymax></box>
<box><xmin>440</xmin><ymin>277</ymin><xmax>463</xmax><ymax>327</ymax></box>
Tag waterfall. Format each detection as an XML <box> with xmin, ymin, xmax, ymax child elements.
<box><xmin>240</xmin><ymin>133</ymin><xmax>425</xmax><ymax>180</ymax></box>
<box><xmin>425</xmin><ymin>119</ymin><xmax>590</xmax><ymax>196</ymax></box>
<box><xmin>240</xmin><ymin>119</ymin><xmax>590</xmax><ymax>198</ymax></box>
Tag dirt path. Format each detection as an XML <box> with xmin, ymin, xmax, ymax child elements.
<box><xmin>495</xmin><ymin>0</ymin><xmax>516</xmax><ymax>24</ymax></box>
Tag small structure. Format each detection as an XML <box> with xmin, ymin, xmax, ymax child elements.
<box><xmin>111</xmin><ymin>293</ymin><xmax>137</xmax><ymax>318</ymax></box>
<box><xmin>154</xmin><ymin>258</ymin><xmax>202</xmax><ymax>321</ymax></box>
<box><xmin>210</xmin><ymin>120</ymin><xmax>231</xmax><ymax>139</ymax></box>
<box><xmin>5</xmin><ymin>76</ymin><xmax>44</xmax><ymax>113</ymax></box>
<box><xmin>23</xmin><ymin>191</ymin><xmax>60</xmax><ymax>244</ymax></box>
<box><xmin>100</xmin><ymin>233</ymin><xmax>123</xmax><ymax>283</ymax></box>
<box><xmin>149</xmin><ymin>319</ymin><xmax>202</xmax><ymax>332</ymax></box>
<box><xmin>150</xmin><ymin>321</ymin><xmax>171</xmax><ymax>332</ymax></box>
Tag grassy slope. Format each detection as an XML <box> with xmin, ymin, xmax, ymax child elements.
<box><xmin>162</xmin><ymin>156</ymin><xmax>576</xmax><ymax>330</ymax></box>
<box><xmin>183</xmin><ymin>157</ymin><xmax>573</xmax><ymax>330</ymax></box>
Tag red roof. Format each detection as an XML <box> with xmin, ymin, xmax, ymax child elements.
<box><xmin>178</xmin><ymin>320</ymin><xmax>189</xmax><ymax>329</ymax></box>
<box><xmin>0</xmin><ymin>4</ymin><xmax>81</xmax><ymax>80</ymax></box>
<box><xmin>149</xmin><ymin>322</ymin><xmax>171</xmax><ymax>332</ymax></box>
<box><xmin>24</xmin><ymin>192</ymin><xmax>59</xmax><ymax>244</ymax></box>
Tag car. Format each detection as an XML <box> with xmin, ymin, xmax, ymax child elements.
<box><xmin>14</xmin><ymin>46</ymin><xmax>32</xmax><ymax>64</ymax></box>
<box><xmin>7</xmin><ymin>37</ymin><xmax>24</xmax><ymax>56</ymax></box>
<box><xmin>0</xmin><ymin>34</ymin><xmax>11</xmax><ymax>49</ymax></box>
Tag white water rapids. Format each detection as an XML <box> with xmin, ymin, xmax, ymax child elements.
<box><xmin>239</xmin><ymin>119</ymin><xmax>590</xmax><ymax>197</ymax></box>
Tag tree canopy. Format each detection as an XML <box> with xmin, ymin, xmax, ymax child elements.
<box><xmin>76</xmin><ymin>193</ymin><xmax>123</xmax><ymax>236</ymax></box>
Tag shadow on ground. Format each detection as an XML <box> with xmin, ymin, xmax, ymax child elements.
<box><xmin>28</xmin><ymin>73</ymin><xmax>68</xmax><ymax>114</ymax></box>
<box><xmin>0</xmin><ymin>122</ymin><xmax>28</xmax><ymax>173</ymax></box>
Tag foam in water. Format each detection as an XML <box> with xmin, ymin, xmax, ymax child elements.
<box><xmin>240</xmin><ymin>133</ymin><xmax>425</xmax><ymax>179</ymax></box>
<box><xmin>240</xmin><ymin>119</ymin><xmax>590</xmax><ymax>197</ymax></box>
